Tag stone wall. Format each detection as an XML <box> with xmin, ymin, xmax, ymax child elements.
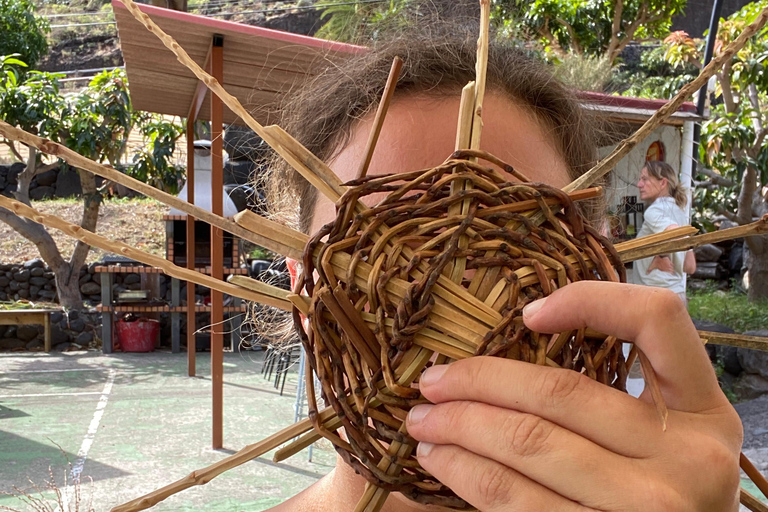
<box><xmin>0</xmin><ymin>309</ymin><xmax>100</xmax><ymax>351</ymax></box>
<box><xmin>0</xmin><ymin>163</ymin><xmax>83</xmax><ymax>200</ymax></box>
<box><xmin>0</xmin><ymin>259</ymin><xmax>105</xmax><ymax>304</ymax></box>
<box><xmin>0</xmin><ymin>260</ymin><xmax>179</xmax><ymax>352</ymax></box>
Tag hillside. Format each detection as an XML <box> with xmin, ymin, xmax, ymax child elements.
<box><xmin>36</xmin><ymin>0</ymin><xmax>324</xmax><ymax>77</ymax></box>
<box><xmin>0</xmin><ymin>198</ymin><xmax>168</xmax><ymax>264</ymax></box>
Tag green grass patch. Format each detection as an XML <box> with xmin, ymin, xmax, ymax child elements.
<box><xmin>688</xmin><ymin>286</ymin><xmax>768</xmax><ymax>333</ymax></box>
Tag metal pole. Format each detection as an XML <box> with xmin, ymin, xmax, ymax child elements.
<box><xmin>692</xmin><ymin>0</ymin><xmax>725</xmax><ymax>175</ymax></box>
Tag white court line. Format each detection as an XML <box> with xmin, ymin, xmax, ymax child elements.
<box><xmin>0</xmin><ymin>368</ymin><xmax>107</xmax><ymax>374</ymax></box>
<box><xmin>0</xmin><ymin>391</ymin><xmax>103</xmax><ymax>398</ymax></box>
<box><xmin>71</xmin><ymin>368</ymin><xmax>116</xmax><ymax>482</ymax></box>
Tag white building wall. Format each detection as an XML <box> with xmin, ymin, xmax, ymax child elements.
<box><xmin>600</xmin><ymin>124</ymin><xmax>683</xmax><ymax>220</ymax></box>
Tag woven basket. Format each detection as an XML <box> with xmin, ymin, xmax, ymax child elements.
<box><xmin>294</xmin><ymin>150</ymin><xmax>628</xmax><ymax>508</ymax></box>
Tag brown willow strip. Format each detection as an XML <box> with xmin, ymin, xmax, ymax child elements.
<box><xmin>233</xmin><ymin>210</ymin><xmax>308</xmax><ymax>251</ymax></box>
<box><xmin>614</xmin><ymin>225</ymin><xmax>698</xmax><ymax>253</ymax></box>
<box><xmin>565</xmin><ymin>5</ymin><xmax>768</xmax><ymax>193</ymax></box>
<box><xmin>356</xmin><ymin>56</ymin><xmax>404</xmax><ymax>180</ymax></box>
<box><xmin>110</xmin><ymin>407</ymin><xmax>337</xmax><ymax>512</ymax></box>
<box><xmin>700</xmin><ymin>331</ymin><xmax>768</xmax><ymax>351</ymax></box>
<box><xmin>741</xmin><ymin>488</ymin><xmax>768</xmax><ymax>512</ymax></box>
<box><xmin>741</xmin><ymin>452</ymin><xmax>768</xmax><ymax>500</ymax></box>
<box><xmin>475</xmin><ymin>187</ymin><xmax>602</xmax><ymax>218</ymax></box>
<box><xmin>620</xmin><ymin>215</ymin><xmax>768</xmax><ymax>262</ymax></box>
<box><xmin>0</xmin><ymin>195</ymin><xmax>288</xmax><ymax>310</ymax></box>
<box><xmin>226</xmin><ymin>276</ymin><xmax>294</xmax><ymax>310</ymax></box>
<box><xmin>0</xmin><ymin>119</ymin><xmax>304</xmax><ymax>260</ymax></box>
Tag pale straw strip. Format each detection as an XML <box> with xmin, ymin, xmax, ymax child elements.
<box><xmin>0</xmin><ymin>196</ymin><xmax>290</xmax><ymax>311</ymax></box>
<box><xmin>0</xmin><ymin>119</ymin><xmax>304</xmax><ymax>260</ymax></box>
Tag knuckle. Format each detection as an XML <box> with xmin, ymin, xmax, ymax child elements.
<box><xmin>700</xmin><ymin>440</ymin><xmax>741</xmax><ymax>490</ymax></box>
<box><xmin>458</xmin><ymin>357</ymin><xmax>490</xmax><ymax>392</ymax></box>
<box><xmin>476</xmin><ymin>463</ymin><xmax>514</xmax><ymax>507</ymax></box>
<box><xmin>433</xmin><ymin>401</ymin><xmax>476</xmax><ymax>441</ymax></box>
<box><xmin>537</xmin><ymin>368</ymin><xmax>585</xmax><ymax>408</ymax></box>
<box><xmin>504</xmin><ymin>414</ymin><xmax>553</xmax><ymax>458</ymax></box>
<box><xmin>643</xmin><ymin>483</ymin><xmax>686</xmax><ymax>511</ymax></box>
<box><xmin>645</xmin><ymin>287</ymin><xmax>685</xmax><ymax>318</ymax></box>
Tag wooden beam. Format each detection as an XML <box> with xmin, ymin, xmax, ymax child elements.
<box><xmin>187</xmin><ymin>41</ymin><xmax>213</xmax><ymax>121</ymax></box>
<box><xmin>186</xmin><ymin>116</ymin><xmax>196</xmax><ymax>377</ymax></box>
<box><xmin>210</xmin><ymin>33</ymin><xmax>224</xmax><ymax>450</ymax></box>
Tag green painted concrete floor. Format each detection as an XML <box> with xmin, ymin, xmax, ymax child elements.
<box><xmin>0</xmin><ymin>349</ymin><xmax>336</xmax><ymax>511</ymax></box>
<box><xmin>1</xmin><ymin>350</ymin><xmax>766</xmax><ymax>511</ymax></box>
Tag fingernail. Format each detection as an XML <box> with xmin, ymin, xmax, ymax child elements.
<box><xmin>407</xmin><ymin>404</ymin><xmax>433</xmax><ymax>425</ymax></box>
<box><xmin>523</xmin><ymin>297</ymin><xmax>547</xmax><ymax>319</ymax></box>
<box><xmin>420</xmin><ymin>364</ymin><xmax>448</xmax><ymax>387</ymax></box>
<box><xmin>417</xmin><ymin>442</ymin><xmax>434</xmax><ymax>458</ymax></box>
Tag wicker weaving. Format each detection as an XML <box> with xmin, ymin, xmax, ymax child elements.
<box><xmin>295</xmin><ymin>151</ymin><xmax>629</xmax><ymax>507</ymax></box>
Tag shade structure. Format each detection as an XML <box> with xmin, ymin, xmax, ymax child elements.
<box><xmin>113</xmin><ymin>0</ymin><xmax>364</xmax><ymax>125</ymax></box>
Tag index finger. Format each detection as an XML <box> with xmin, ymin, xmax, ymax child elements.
<box><xmin>522</xmin><ymin>281</ymin><xmax>726</xmax><ymax>413</ymax></box>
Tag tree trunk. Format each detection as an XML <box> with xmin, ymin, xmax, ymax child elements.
<box><xmin>54</xmin><ymin>264</ymin><xmax>85</xmax><ymax>309</ymax></box>
<box><xmin>0</xmin><ymin>146</ymin><xmax>95</xmax><ymax>310</ymax></box>
<box><xmin>745</xmin><ymin>236</ymin><xmax>768</xmax><ymax>301</ymax></box>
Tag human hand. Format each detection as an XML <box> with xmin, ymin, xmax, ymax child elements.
<box><xmin>647</xmin><ymin>254</ymin><xmax>675</xmax><ymax>274</ymax></box>
<box><xmin>406</xmin><ymin>282</ymin><xmax>742</xmax><ymax>511</ymax></box>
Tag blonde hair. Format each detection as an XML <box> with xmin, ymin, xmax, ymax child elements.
<box><xmin>644</xmin><ymin>160</ymin><xmax>687</xmax><ymax>208</ymax></box>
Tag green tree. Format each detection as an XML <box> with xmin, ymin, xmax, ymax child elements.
<box><xmin>0</xmin><ymin>0</ymin><xmax>49</xmax><ymax>70</ymax></box>
<box><xmin>662</xmin><ymin>1</ymin><xmax>768</xmax><ymax>300</ymax></box>
<box><xmin>315</xmin><ymin>0</ymin><xmax>414</xmax><ymax>43</ymax></box>
<box><xmin>129</xmin><ymin>114</ymin><xmax>185</xmax><ymax>194</ymax></box>
<box><xmin>0</xmin><ymin>62</ymin><xmax>133</xmax><ymax>309</ymax></box>
<box><xmin>496</xmin><ymin>0</ymin><xmax>687</xmax><ymax>63</ymax></box>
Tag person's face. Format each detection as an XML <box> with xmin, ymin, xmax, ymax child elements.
<box><xmin>310</xmin><ymin>91</ymin><xmax>571</xmax><ymax>233</ymax></box>
<box><xmin>637</xmin><ymin>167</ymin><xmax>667</xmax><ymax>203</ymax></box>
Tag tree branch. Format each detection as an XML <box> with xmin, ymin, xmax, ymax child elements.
<box><xmin>607</xmin><ymin>0</ymin><xmax>625</xmax><ymax>57</ymax></box>
<box><xmin>738</xmin><ymin>164</ymin><xmax>758</xmax><ymax>226</ymax></box>
<box><xmin>716</xmin><ymin>206</ymin><xmax>740</xmax><ymax>223</ymax></box>
<box><xmin>747</xmin><ymin>84</ymin><xmax>764</xmax><ymax>133</ymax></box>
<box><xmin>718</xmin><ymin>63</ymin><xmax>738</xmax><ymax>115</ymax></box>
<box><xmin>68</xmin><ymin>169</ymin><xmax>100</xmax><ymax>283</ymax></box>
<box><xmin>3</xmin><ymin>139</ymin><xmax>24</xmax><ymax>162</ymax></box>
<box><xmin>555</xmin><ymin>17</ymin><xmax>583</xmax><ymax>55</ymax></box>
<box><xmin>538</xmin><ymin>17</ymin><xmax>568</xmax><ymax>58</ymax></box>
<box><xmin>609</xmin><ymin>3</ymin><xmax>648</xmax><ymax>62</ymax></box>
<box><xmin>0</xmin><ymin>206</ymin><xmax>67</xmax><ymax>270</ymax></box>
<box><xmin>698</xmin><ymin>167</ymin><xmax>738</xmax><ymax>187</ymax></box>
<box><xmin>14</xmin><ymin>147</ymin><xmax>37</xmax><ymax>206</ymax></box>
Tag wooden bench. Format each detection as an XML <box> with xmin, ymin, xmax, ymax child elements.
<box><xmin>0</xmin><ymin>309</ymin><xmax>56</xmax><ymax>352</ymax></box>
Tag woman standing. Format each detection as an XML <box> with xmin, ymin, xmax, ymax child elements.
<box><xmin>632</xmin><ymin>160</ymin><xmax>697</xmax><ymax>303</ymax></box>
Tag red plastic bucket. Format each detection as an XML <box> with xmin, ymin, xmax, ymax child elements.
<box><xmin>116</xmin><ymin>318</ymin><xmax>159</xmax><ymax>352</ymax></box>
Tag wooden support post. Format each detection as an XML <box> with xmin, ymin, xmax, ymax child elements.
<box><xmin>186</xmin><ymin>117</ymin><xmax>196</xmax><ymax>375</ymax></box>
<box><xmin>43</xmin><ymin>312</ymin><xmax>51</xmax><ymax>353</ymax></box>
<box><xmin>100</xmin><ymin>271</ymin><xmax>113</xmax><ymax>354</ymax></box>
<box><xmin>231</xmin><ymin>297</ymin><xmax>242</xmax><ymax>350</ymax></box>
<box><xmin>171</xmin><ymin>277</ymin><xmax>180</xmax><ymax>353</ymax></box>
<box><xmin>210</xmin><ymin>33</ymin><xmax>225</xmax><ymax>450</ymax></box>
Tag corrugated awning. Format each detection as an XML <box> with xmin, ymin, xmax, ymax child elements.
<box><xmin>112</xmin><ymin>0</ymin><xmax>364</xmax><ymax>125</ymax></box>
